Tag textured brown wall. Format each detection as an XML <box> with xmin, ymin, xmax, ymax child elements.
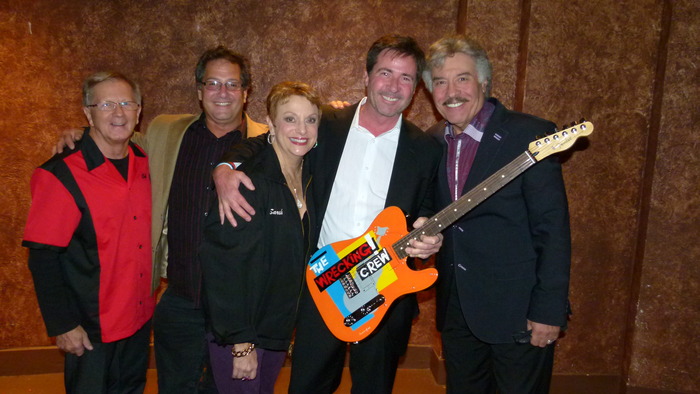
<box><xmin>626</xmin><ymin>0</ymin><xmax>700</xmax><ymax>391</ymax></box>
<box><xmin>1</xmin><ymin>0</ymin><xmax>698</xmax><ymax>392</ymax></box>
<box><xmin>523</xmin><ymin>0</ymin><xmax>664</xmax><ymax>377</ymax></box>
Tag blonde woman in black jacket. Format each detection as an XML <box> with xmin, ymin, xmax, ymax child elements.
<box><xmin>200</xmin><ymin>81</ymin><xmax>321</xmax><ymax>394</ymax></box>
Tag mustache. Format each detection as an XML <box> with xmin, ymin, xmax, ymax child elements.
<box><xmin>443</xmin><ymin>97</ymin><xmax>468</xmax><ymax>106</ymax></box>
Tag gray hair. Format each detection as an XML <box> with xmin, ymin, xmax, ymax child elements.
<box><xmin>82</xmin><ymin>71</ymin><xmax>142</xmax><ymax>106</ymax></box>
<box><xmin>422</xmin><ymin>34</ymin><xmax>492</xmax><ymax>97</ymax></box>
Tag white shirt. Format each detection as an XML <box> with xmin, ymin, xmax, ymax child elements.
<box><xmin>318</xmin><ymin>97</ymin><xmax>401</xmax><ymax>247</ymax></box>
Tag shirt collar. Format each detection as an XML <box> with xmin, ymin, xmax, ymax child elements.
<box><xmin>195</xmin><ymin>112</ymin><xmax>247</xmax><ymax>139</ymax></box>
<box><xmin>81</xmin><ymin>128</ymin><xmax>144</xmax><ymax>171</ymax></box>
<box><xmin>443</xmin><ymin>100</ymin><xmax>495</xmax><ymax>143</ymax></box>
<box><xmin>352</xmin><ymin>97</ymin><xmax>402</xmax><ymax>137</ymax></box>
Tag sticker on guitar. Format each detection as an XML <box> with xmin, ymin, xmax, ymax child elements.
<box><xmin>306</xmin><ymin>207</ymin><xmax>438</xmax><ymax>343</ymax></box>
<box><xmin>310</xmin><ymin>229</ymin><xmax>396</xmax><ymax>329</ymax></box>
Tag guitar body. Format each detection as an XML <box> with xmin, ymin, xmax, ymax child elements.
<box><xmin>306</xmin><ymin>206</ymin><xmax>438</xmax><ymax>343</ymax></box>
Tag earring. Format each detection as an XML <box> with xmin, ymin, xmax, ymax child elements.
<box><xmin>313</xmin><ymin>141</ymin><xmax>318</xmax><ymax>148</ymax></box>
<box><xmin>267</xmin><ymin>133</ymin><xmax>275</xmax><ymax>144</ymax></box>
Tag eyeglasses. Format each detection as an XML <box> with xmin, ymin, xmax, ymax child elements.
<box><xmin>200</xmin><ymin>79</ymin><xmax>244</xmax><ymax>92</ymax></box>
<box><xmin>86</xmin><ymin>101</ymin><xmax>140</xmax><ymax>111</ymax></box>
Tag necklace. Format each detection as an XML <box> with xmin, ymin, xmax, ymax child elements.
<box><xmin>282</xmin><ymin>157</ymin><xmax>304</xmax><ymax>210</ymax></box>
<box><xmin>293</xmin><ymin>188</ymin><xmax>303</xmax><ymax>209</ymax></box>
<box><xmin>284</xmin><ymin>159</ymin><xmax>304</xmax><ymax>210</ymax></box>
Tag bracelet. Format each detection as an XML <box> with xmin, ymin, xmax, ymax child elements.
<box><xmin>216</xmin><ymin>162</ymin><xmax>235</xmax><ymax>170</ymax></box>
<box><xmin>231</xmin><ymin>343</ymin><xmax>255</xmax><ymax>358</ymax></box>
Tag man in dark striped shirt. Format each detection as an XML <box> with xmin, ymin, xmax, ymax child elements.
<box><xmin>137</xmin><ymin>47</ymin><xmax>267</xmax><ymax>394</ymax></box>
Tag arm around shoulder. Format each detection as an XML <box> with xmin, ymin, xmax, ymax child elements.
<box><xmin>220</xmin><ymin>133</ymin><xmax>268</xmax><ymax>164</ymax></box>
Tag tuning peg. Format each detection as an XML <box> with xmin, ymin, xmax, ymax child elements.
<box><xmin>579</xmin><ymin>118</ymin><xmax>586</xmax><ymax>123</ymax></box>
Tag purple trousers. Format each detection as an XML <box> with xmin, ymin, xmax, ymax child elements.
<box><xmin>207</xmin><ymin>333</ymin><xmax>287</xmax><ymax>394</ymax></box>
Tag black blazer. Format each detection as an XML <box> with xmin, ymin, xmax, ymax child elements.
<box><xmin>429</xmin><ymin>98</ymin><xmax>571</xmax><ymax>344</ymax></box>
<box><xmin>201</xmin><ymin>146</ymin><xmax>314</xmax><ymax>351</ymax></box>
<box><xmin>307</xmin><ymin>103</ymin><xmax>442</xmax><ymax>249</ymax></box>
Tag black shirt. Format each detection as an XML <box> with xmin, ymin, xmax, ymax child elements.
<box><xmin>166</xmin><ymin>115</ymin><xmax>244</xmax><ymax>306</ymax></box>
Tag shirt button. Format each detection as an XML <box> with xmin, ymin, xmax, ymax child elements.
<box><xmin>138</xmin><ymin>244</ymin><xmax>143</xmax><ymax>249</ymax></box>
<box><xmin>204</xmin><ymin>212</ymin><xmax>209</xmax><ymax>217</ymax></box>
<box><xmin>206</xmin><ymin>186</ymin><xmax>210</xmax><ymax>190</ymax></box>
<box><xmin>133</xmin><ymin>216</ymin><xmax>137</xmax><ymax>220</ymax></box>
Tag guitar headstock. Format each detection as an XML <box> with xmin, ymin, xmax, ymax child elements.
<box><xmin>528</xmin><ymin>121</ymin><xmax>594</xmax><ymax>161</ymax></box>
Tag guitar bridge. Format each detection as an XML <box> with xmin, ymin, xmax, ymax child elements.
<box><xmin>340</xmin><ymin>274</ymin><xmax>360</xmax><ymax>298</ymax></box>
<box><xmin>343</xmin><ymin>295</ymin><xmax>385</xmax><ymax>327</ymax></box>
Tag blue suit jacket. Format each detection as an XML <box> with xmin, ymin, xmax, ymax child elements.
<box><xmin>430</xmin><ymin>98</ymin><xmax>571</xmax><ymax>344</ymax></box>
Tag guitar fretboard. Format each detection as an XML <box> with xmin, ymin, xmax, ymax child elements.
<box><xmin>393</xmin><ymin>151</ymin><xmax>536</xmax><ymax>259</ymax></box>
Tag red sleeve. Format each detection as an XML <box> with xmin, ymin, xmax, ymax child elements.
<box><xmin>23</xmin><ymin>168</ymin><xmax>81</xmax><ymax>248</ymax></box>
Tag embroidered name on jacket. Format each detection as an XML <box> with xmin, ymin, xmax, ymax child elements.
<box><xmin>269</xmin><ymin>208</ymin><xmax>284</xmax><ymax>215</ymax></box>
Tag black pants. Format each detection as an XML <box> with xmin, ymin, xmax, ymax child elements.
<box><xmin>441</xmin><ymin>285</ymin><xmax>554</xmax><ymax>394</ymax></box>
<box><xmin>289</xmin><ymin>286</ymin><xmax>416</xmax><ymax>394</ymax></box>
<box><xmin>153</xmin><ymin>288</ymin><xmax>217</xmax><ymax>393</ymax></box>
<box><xmin>64</xmin><ymin>319</ymin><xmax>151</xmax><ymax>394</ymax></box>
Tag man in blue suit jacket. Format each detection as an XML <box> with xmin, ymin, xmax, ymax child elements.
<box><xmin>423</xmin><ymin>34</ymin><xmax>571</xmax><ymax>393</ymax></box>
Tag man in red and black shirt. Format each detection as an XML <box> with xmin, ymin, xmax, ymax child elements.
<box><xmin>23</xmin><ymin>71</ymin><xmax>155</xmax><ymax>393</ymax></box>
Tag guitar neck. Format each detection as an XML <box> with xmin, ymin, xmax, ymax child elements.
<box><xmin>394</xmin><ymin>151</ymin><xmax>537</xmax><ymax>259</ymax></box>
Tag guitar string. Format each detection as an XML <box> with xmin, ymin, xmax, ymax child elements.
<box><xmin>393</xmin><ymin>152</ymin><xmax>536</xmax><ymax>258</ymax></box>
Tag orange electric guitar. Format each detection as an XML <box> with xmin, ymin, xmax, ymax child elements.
<box><xmin>306</xmin><ymin>121</ymin><xmax>594</xmax><ymax>342</ymax></box>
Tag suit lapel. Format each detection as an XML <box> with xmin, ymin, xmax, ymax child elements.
<box><xmin>463</xmin><ymin>104</ymin><xmax>509</xmax><ymax>192</ymax></box>
<box><xmin>428</xmin><ymin>122</ymin><xmax>452</xmax><ymax>205</ymax></box>
<box><xmin>385</xmin><ymin>119</ymin><xmax>415</xmax><ymax>208</ymax></box>
<box><xmin>162</xmin><ymin>116</ymin><xmax>198</xmax><ymax>193</ymax></box>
